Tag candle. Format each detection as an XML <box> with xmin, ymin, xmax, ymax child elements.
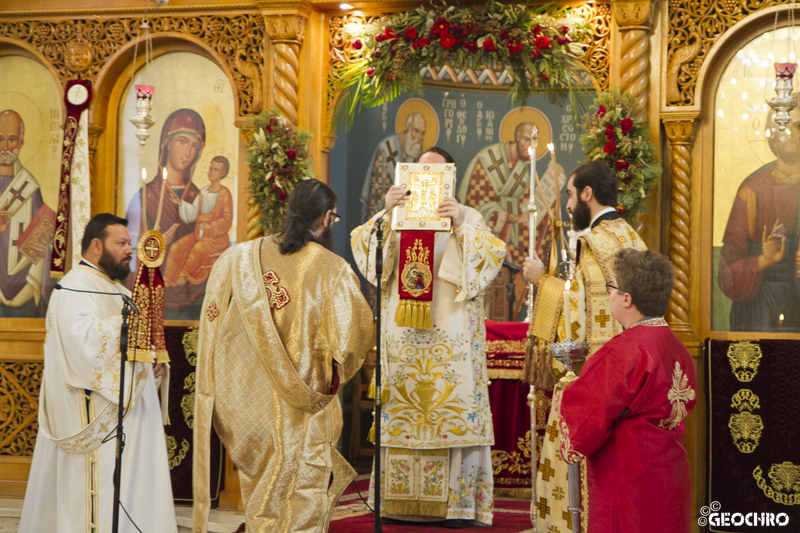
<box><xmin>563</xmin><ymin>279</ymin><xmax>571</xmax><ymax>338</ymax></box>
<box><xmin>141</xmin><ymin>168</ymin><xmax>147</xmax><ymax>233</ymax></box>
<box><xmin>154</xmin><ymin>168</ymin><xmax>167</xmax><ymax>232</ymax></box>
<box><xmin>528</xmin><ymin>146</ymin><xmax>537</xmax><ymax>254</ymax></box>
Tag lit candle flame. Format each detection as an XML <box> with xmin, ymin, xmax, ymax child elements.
<box><xmin>779</xmin><ymin>313</ymin><xmax>785</xmax><ymax>323</ymax></box>
<box><xmin>564</xmin><ymin>279</ymin><xmax>571</xmax><ymax>292</ymax></box>
<box><xmin>162</xmin><ymin>167</ymin><xmax>167</xmax><ymax>181</ymax></box>
<box><xmin>142</xmin><ymin>168</ymin><xmax>146</xmax><ymax>182</ymax></box>
<box><xmin>527</xmin><ymin>146</ymin><xmax>533</xmax><ymax>158</ymax></box>
<box><xmin>547</xmin><ymin>142</ymin><xmax>555</xmax><ymax>152</ymax></box>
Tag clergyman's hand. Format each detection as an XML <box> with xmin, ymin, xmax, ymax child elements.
<box><xmin>384</xmin><ymin>185</ymin><xmax>408</xmax><ymax>212</ymax></box>
<box><xmin>437</xmin><ymin>197</ymin><xmax>464</xmax><ymax>228</ymax></box>
<box><xmin>522</xmin><ymin>251</ymin><xmax>546</xmax><ymax>285</ymax></box>
<box><xmin>152</xmin><ymin>363</ymin><xmax>164</xmax><ymax>379</ymax></box>
<box><xmin>758</xmin><ymin>219</ymin><xmax>786</xmax><ymax>271</ymax></box>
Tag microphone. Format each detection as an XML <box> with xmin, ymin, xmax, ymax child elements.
<box><xmin>502</xmin><ymin>261</ymin><xmax>521</xmax><ymax>274</ymax></box>
<box><xmin>55</xmin><ymin>284</ymin><xmax>140</xmax><ymax>315</ymax></box>
<box><xmin>371</xmin><ymin>190</ymin><xmax>412</xmax><ymax>234</ymax></box>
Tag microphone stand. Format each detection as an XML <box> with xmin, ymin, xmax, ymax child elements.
<box><xmin>370</xmin><ymin>191</ymin><xmax>409</xmax><ymax>533</ymax></box>
<box><xmin>54</xmin><ymin>284</ymin><xmax>138</xmax><ymax>533</ymax></box>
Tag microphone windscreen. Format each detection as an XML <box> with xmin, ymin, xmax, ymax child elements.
<box><xmin>54</xmin><ymin>283</ymin><xmax>63</xmax><ymax>290</ymax></box>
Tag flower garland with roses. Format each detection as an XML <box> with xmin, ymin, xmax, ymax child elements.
<box><xmin>330</xmin><ymin>1</ymin><xmax>592</xmax><ymax>128</ymax></box>
<box><xmin>579</xmin><ymin>87</ymin><xmax>661</xmax><ymax>224</ymax></box>
<box><xmin>245</xmin><ymin>108</ymin><xmax>314</xmax><ymax>234</ymax></box>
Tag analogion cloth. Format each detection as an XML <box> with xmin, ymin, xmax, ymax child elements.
<box><xmin>351</xmin><ymin>206</ymin><xmax>505</xmax><ymax>524</ymax></box>
<box><xmin>193</xmin><ymin>237</ymin><xmax>373</xmax><ymax>533</ymax></box>
<box><xmin>18</xmin><ymin>262</ymin><xmax>176</xmax><ymax>533</ymax></box>
<box><xmin>557</xmin><ymin>318</ymin><xmax>697</xmax><ymax>533</ymax></box>
<box><xmin>528</xmin><ymin>214</ymin><xmax>646</xmax><ymax>533</ymax></box>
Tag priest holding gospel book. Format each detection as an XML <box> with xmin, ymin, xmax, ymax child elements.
<box><xmin>555</xmin><ymin>249</ymin><xmax>697</xmax><ymax>533</ymax></box>
<box><xmin>350</xmin><ymin>148</ymin><xmax>506</xmax><ymax>527</ymax></box>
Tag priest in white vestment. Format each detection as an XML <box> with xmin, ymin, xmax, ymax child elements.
<box><xmin>351</xmin><ymin>148</ymin><xmax>506</xmax><ymax>526</ymax></box>
<box><xmin>19</xmin><ymin>213</ymin><xmax>177</xmax><ymax>533</ymax></box>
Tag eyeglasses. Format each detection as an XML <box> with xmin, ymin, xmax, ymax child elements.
<box><xmin>605</xmin><ymin>282</ymin><xmax>622</xmax><ymax>294</ymax></box>
<box><xmin>330</xmin><ymin>212</ymin><xmax>341</xmax><ymax>225</ymax></box>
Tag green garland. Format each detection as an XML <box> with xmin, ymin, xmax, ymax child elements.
<box><xmin>330</xmin><ymin>0</ymin><xmax>592</xmax><ymax>129</ymax></box>
<box><xmin>579</xmin><ymin>88</ymin><xmax>661</xmax><ymax>224</ymax></box>
<box><xmin>245</xmin><ymin>108</ymin><xmax>314</xmax><ymax>234</ymax></box>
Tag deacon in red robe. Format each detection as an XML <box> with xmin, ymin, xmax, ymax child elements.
<box><xmin>557</xmin><ymin>249</ymin><xmax>697</xmax><ymax>533</ymax></box>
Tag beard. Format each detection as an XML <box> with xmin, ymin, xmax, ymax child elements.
<box><xmin>0</xmin><ymin>147</ymin><xmax>20</xmax><ymax>165</ymax></box>
<box><xmin>312</xmin><ymin>224</ymin><xmax>334</xmax><ymax>251</ymax></box>
<box><xmin>99</xmin><ymin>246</ymin><xmax>132</xmax><ymax>281</ymax></box>
<box><xmin>570</xmin><ymin>196</ymin><xmax>592</xmax><ymax>231</ymax></box>
<box><xmin>405</xmin><ymin>136</ymin><xmax>424</xmax><ymax>160</ymax></box>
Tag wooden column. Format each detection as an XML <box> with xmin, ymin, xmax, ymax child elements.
<box><xmin>663</xmin><ymin>117</ymin><xmax>696</xmax><ymax>332</ymax></box>
<box><xmin>613</xmin><ymin>0</ymin><xmax>654</xmax><ymax>117</ymax></box>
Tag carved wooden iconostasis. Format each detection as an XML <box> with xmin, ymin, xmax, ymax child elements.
<box><xmin>5</xmin><ymin>0</ymin><xmax>793</xmax><ymax>528</ymax></box>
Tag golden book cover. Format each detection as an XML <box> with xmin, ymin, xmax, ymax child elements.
<box><xmin>391</xmin><ymin>162</ymin><xmax>456</xmax><ymax>232</ymax></box>
<box><xmin>18</xmin><ymin>204</ymin><xmax>56</xmax><ymax>264</ymax></box>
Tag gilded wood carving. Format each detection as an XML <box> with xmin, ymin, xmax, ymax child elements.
<box><xmin>0</xmin><ymin>362</ymin><xmax>42</xmax><ymax>456</ymax></box>
<box><xmin>0</xmin><ymin>15</ymin><xmax>265</xmax><ymax>116</ymax></box>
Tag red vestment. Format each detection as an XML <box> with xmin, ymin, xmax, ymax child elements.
<box><xmin>557</xmin><ymin>318</ymin><xmax>697</xmax><ymax>533</ymax></box>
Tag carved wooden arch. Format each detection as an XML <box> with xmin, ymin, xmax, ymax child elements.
<box><xmin>92</xmin><ymin>32</ymin><xmax>243</xmax><ymax>131</ymax></box>
<box><xmin>0</xmin><ymin>37</ymin><xmax>64</xmax><ymax>101</ymax></box>
<box><xmin>92</xmin><ymin>33</ymin><xmax>244</xmax><ymax>215</ymax></box>
<box><xmin>692</xmin><ymin>4</ymin><xmax>796</xmax><ymax>114</ymax></box>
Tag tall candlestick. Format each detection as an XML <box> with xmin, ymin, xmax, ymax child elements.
<box><xmin>527</xmin><ymin>146</ymin><xmax>537</xmax><ymax>252</ymax></box>
<box><xmin>141</xmin><ymin>168</ymin><xmax>148</xmax><ymax>233</ymax></box>
<box><xmin>563</xmin><ymin>279</ymin><xmax>571</xmax><ymax>338</ymax></box>
<box><xmin>154</xmin><ymin>168</ymin><xmax>167</xmax><ymax>232</ymax></box>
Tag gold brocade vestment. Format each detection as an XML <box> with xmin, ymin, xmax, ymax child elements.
<box><xmin>526</xmin><ymin>217</ymin><xmax>646</xmax><ymax>533</ymax></box>
<box><xmin>193</xmin><ymin>237</ymin><xmax>374</xmax><ymax>533</ymax></box>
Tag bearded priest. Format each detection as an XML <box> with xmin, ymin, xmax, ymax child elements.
<box><xmin>351</xmin><ymin>147</ymin><xmax>506</xmax><ymax>527</ymax></box>
<box><xmin>19</xmin><ymin>213</ymin><xmax>176</xmax><ymax>533</ymax></box>
<box><xmin>522</xmin><ymin>160</ymin><xmax>647</xmax><ymax>533</ymax></box>
<box><xmin>557</xmin><ymin>249</ymin><xmax>697</xmax><ymax>533</ymax></box>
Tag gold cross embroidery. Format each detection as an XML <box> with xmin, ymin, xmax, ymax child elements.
<box><xmin>546</xmin><ymin>420</ymin><xmax>559</xmax><ymax>442</ymax></box>
<box><xmin>563</xmin><ymin>510</ymin><xmax>573</xmax><ymax>529</ymax></box>
<box><xmin>263</xmin><ymin>270</ymin><xmax>291</xmax><ymax>310</ymax></box>
<box><xmin>595</xmin><ymin>309</ymin><xmax>611</xmax><ymax>329</ymax></box>
<box><xmin>536</xmin><ymin>497</ymin><xmax>551</xmax><ymax>519</ymax></box>
<box><xmin>539</xmin><ymin>458</ymin><xmax>556</xmax><ymax>482</ymax></box>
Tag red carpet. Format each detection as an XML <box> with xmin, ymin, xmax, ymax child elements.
<box><xmin>331</xmin><ymin>476</ymin><xmax>533</xmax><ymax>532</ymax></box>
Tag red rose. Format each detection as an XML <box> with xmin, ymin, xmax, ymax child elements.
<box><xmin>535</xmin><ymin>35</ymin><xmax>551</xmax><ymax>49</ymax></box>
<box><xmin>373</xmin><ymin>50</ymin><xmax>380</xmax><ymax>58</ymax></box>
<box><xmin>384</xmin><ymin>28</ymin><xmax>398</xmax><ymax>40</ymax></box>
<box><xmin>375</xmin><ymin>33</ymin><xmax>384</xmax><ymax>43</ymax></box>
<box><xmin>453</xmin><ymin>24</ymin><xmax>461</xmax><ymax>34</ymax></box>
<box><xmin>414</xmin><ymin>37</ymin><xmax>431</xmax><ymax>49</ymax></box>
<box><xmin>616</xmin><ymin>206</ymin><xmax>626</xmax><ymax>216</ymax></box>
<box><xmin>404</xmin><ymin>27</ymin><xmax>418</xmax><ymax>40</ymax></box>
<box><xmin>390</xmin><ymin>48</ymin><xmax>397</xmax><ymax>55</ymax></box>
<box><xmin>464</xmin><ymin>41</ymin><xmax>478</xmax><ymax>52</ymax></box>
<box><xmin>616</xmin><ymin>160</ymin><xmax>629</xmax><ymax>170</ymax></box>
<box><xmin>596</xmin><ymin>105</ymin><xmax>607</xmax><ymax>117</ymax></box>
<box><xmin>387</xmin><ymin>73</ymin><xmax>392</xmax><ymax>81</ymax></box>
<box><xmin>622</xmin><ymin>175</ymin><xmax>632</xmax><ymax>183</ymax></box>
<box><xmin>620</xmin><ymin>118</ymin><xmax>634</xmax><ymax>133</ymax></box>
<box><xmin>279</xmin><ymin>190</ymin><xmax>287</xmax><ymax>201</ymax></box>
<box><xmin>604</xmin><ymin>141</ymin><xmax>617</xmax><ymax>153</ymax></box>
<box><xmin>266</xmin><ymin>125</ymin><xmax>273</xmax><ymax>133</ymax></box>
<box><xmin>440</xmin><ymin>33</ymin><xmax>457</xmax><ymax>49</ymax></box>
<box><xmin>506</xmin><ymin>40</ymin><xmax>523</xmax><ymax>54</ymax></box>
<box><xmin>267</xmin><ymin>173</ymin><xmax>274</xmax><ymax>181</ymax></box>
<box><xmin>605</xmin><ymin>124</ymin><xmax>614</xmax><ymax>139</ymax></box>
<box><xmin>286</xmin><ymin>149</ymin><xmax>296</xmax><ymax>160</ymax></box>
<box><xmin>606</xmin><ymin>131</ymin><xmax>615</xmax><ymax>142</ymax></box>
<box><xmin>499</xmin><ymin>29</ymin><xmax>509</xmax><ymax>40</ymax></box>
<box><xmin>541</xmin><ymin>72</ymin><xmax>548</xmax><ymax>80</ymax></box>
<box><xmin>561</xmin><ymin>25</ymin><xmax>570</xmax><ymax>35</ymax></box>
<box><xmin>352</xmin><ymin>39</ymin><xmax>362</xmax><ymax>50</ymax></box>
<box><xmin>433</xmin><ymin>17</ymin><xmax>450</xmax><ymax>37</ymax></box>
<box><xmin>465</xmin><ymin>22</ymin><xmax>475</xmax><ymax>34</ymax></box>
<box><xmin>272</xmin><ymin>184</ymin><xmax>279</xmax><ymax>191</ymax></box>
<box><xmin>532</xmin><ymin>24</ymin><xmax>542</xmax><ymax>35</ymax></box>
<box><xmin>366</xmin><ymin>68</ymin><xmax>375</xmax><ymax>77</ymax></box>
<box><xmin>531</xmin><ymin>49</ymin><xmax>541</xmax><ymax>58</ymax></box>
<box><xmin>557</xmin><ymin>37</ymin><xmax>567</xmax><ymax>45</ymax></box>
<box><xmin>482</xmin><ymin>37</ymin><xmax>496</xmax><ymax>51</ymax></box>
